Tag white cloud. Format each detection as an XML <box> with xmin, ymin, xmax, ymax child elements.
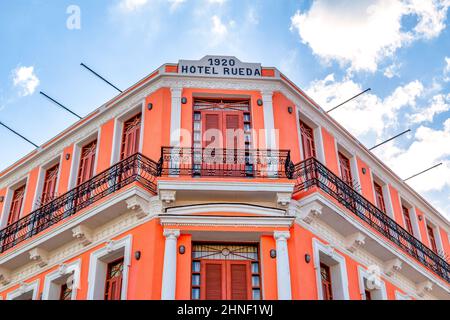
<box><xmin>12</xmin><ymin>66</ymin><xmax>39</xmax><ymax>97</ymax></box>
<box><xmin>211</xmin><ymin>15</ymin><xmax>228</xmax><ymax>37</ymax></box>
<box><xmin>375</xmin><ymin>120</ymin><xmax>450</xmax><ymax>193</ymax></box>
<box><xmin>444</xmin><ymin>56</ymin><xmax>450</xmax><ymax>82</ymax></box>
<box><xmin>408</xmin><ymin>93</ymin><xmax>450</xmax><ymax>123</ymax></box>
<box><xmin>290</xmin><ymin>0</ymin><xmax>450</xmax><ymax>73</ymax></box>
<box><xmin>119</xmin><ymin>0</ymin><xmax>149</xmax><ymax>12</ymax></box>
<box><xmin>306</xmin><ymin>74</ymin><xmax>423</xmax><ymax>137</ymax></box>
<box><xmin>384</xmin><ymin>62</ymin><xmax>401</xmax><ymax>78</ymax></box>
<box><xmin>207</xmin><ymin>0</ymin><xmax>227</xmax><ymax>4</ymax></box>
<box><xmin>247</xmin><ymin>7</ymin><xmax>259</xmax><ymax>25</ymax></box>
<box><xmin>168</xmin><ymin>0</ymin><xmax>185</xmax><ymax>11</ymax></box>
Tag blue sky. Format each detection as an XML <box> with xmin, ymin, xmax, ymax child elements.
<box><xmin>1</xmin><ymin>0</ymin><xmax>449</xmax><ymax>218</ymax></box>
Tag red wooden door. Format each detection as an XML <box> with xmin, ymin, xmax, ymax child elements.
<box><xmin>202</xmin><ymin>112</ymin><xmax>223</xmax><ymax>149</ymax></box>
<box><xmin>427</xmin><ymin>225</ymin><xmax>438</xmax><ymax>253</ymax></box>
<box><xmin>77</xmin><ymin>140</ymin><xmax>97</xmax><ymax>185</ymax></box>
<box><xmin>201</xmin><ymin>260</ymin><xmax>226</xmax><ymax>300</ymax></box>
<box><xmin>8</xmin><ymin>186</ymin><xmax>26</xmax><ymax>225</ymax></box>
<box><xmin>338</xmin><ymin>152</ymin><xmax>353</xmax><ymax>187</ymax></box>
<box><xmin>223</xmin><ymin>113</ymin><xmax>244</xmax><ymax>149</ymax></box>
<box><xmin>41</xmin><ymin>164</ymin><xmax>59</xmax><ymax>205</ymax></box>
<box><xmin>226</xmin><ymin>261</ymin><xmax>252</xmax><ymax>300</ymax></box>
<box><xmin>200</xmin><ymin>260</ymin><xmax>252</xmax><ymax>300</ymax></box>
<box><xmin>120</xmin><ymin>114</ymin><xmax>141</xmax><ymax>160</ymax></box>
<box><xmin>104</xmin><ymin>258</ymin><xmax>124</xmax><ymax>300</ymax></box>
<box><xmin>300</xmin><ymin>120</ymin><xmax>316</xmax><ymax>160</ymax></box>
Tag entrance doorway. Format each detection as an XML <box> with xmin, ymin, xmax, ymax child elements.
<box><xmin>191</xmin><ymin>243</ymin><xmax>261</xmax><ymax>300</ymax></box>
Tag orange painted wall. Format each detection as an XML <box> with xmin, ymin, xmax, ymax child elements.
<box><xmin>288</xmin><ymin>224</ymin><xmax>317</xmax><ymax>300</ymax></box>
<box><xmin>96</xmin><ymin>118</ymin><xmax>115</xmax><ymax>173</ymax></box>
<box><xmin>345</xmin><ymin>257</ymin><xmax>361</xmax><ymax>300</ymax></box>
<box><xmin>356</xmin><ymin>157</ymin><xmax>375</xmax><ymax>203</ymax></box>
<box><xmin>260</xmin><ymin>235</ymin><xmax>278</xmax><ymax>300</ymax></box>
<box><xmin>22</xmin><ymin>167</ymin><xmax>39</xmax><ymax>216</ymax></box>
<box><xmin>0</xmin><ymin>187</ymin><xmax>6</xmax><ymax>221</ymax></box>
<box><xmin>388</xmin><ymin>185</ymin><xmax>405</xmax><ymax>228</ymax></box>
<box><xmin>415</xmin><ymin>208</ymin><xmax>431</xmax><ymax>248</ymax></box>
<box><xmin>321</xmin><ymin>127</ymin><xmax>339</xmax><ymax>175</ymax></box>
<box><xmin>273</xmin><ymin>92</ymin><xmax>301</xmax><ymax>163</ymax></box>
<box><xmin>176</xmin><ymin>234</ymin><xmax>192</xmax><ymax>299</ymax></box>
<box><xmin>142</xmin><ymin>87</ymin><xmax>171</xmax><ymax>160</ymax></box>
<box><xmin>439</xmin><ymin>227</ymin><xmax>450</xmax><ymax>257</ymax></box>
<box><xmin>57</xmin><ymin>144</ymin><xmax>74</xmax><ymax>194</ymax></box>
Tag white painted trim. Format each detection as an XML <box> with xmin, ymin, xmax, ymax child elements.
<box><xmin>395</xmin><ymin>291</ymin><xmax>412</xmax><ymax>300</ymax></box>
<box><xmin>42</xmin><ymin>259</ymin><xmax>81</xmax><ymax>300</ymax></box>
<box><xmin>425</xmin><ymin>218</ymin><xmax>445</xmax><ymax>255</ymax></box>
<box><xmin>169</xmin><ymin>87</ymin><xmax>183</xmax><ymax>147</ymax></box>
<box><xmin>261</xmin><ymin>90</ymin><xmax>277</xmax><ymax>149</ymax></box>
<box><xmin>0</xmin><ymin>177</ymin><xmax>29</xmax><ymax>229</ymax></box>
<box><xmin>6</xmin><ymin>279</ymin><xmax>40</xmax><ymax>300</ymax></box>
<box><xmin>295</xmin><ymin>107</ymin><xmax>304</xmax><ymax>161</ymax></box>
<box><xmin>160</xmin><ymin>215</ymin><xmax>294</xmax><ymax>228</ymax></box>
<box><xmin>165</xmin><ymin>203</ymin><xmax>286</xmax><ymax>216</ymax></box>
<box><xmin>315</xmin><ymin>126</ymin><xmax>326</xmax><ymax>165</ymax></box>
<box><xmin>32</xmin><ymin>154</ymin><xmax>63</xmax><ymax>211</ymax></box>
<box><xmin>357</xmin><ymin>266</ymin><xmax>387</xmax><ymax>300</ymax></box>
<box><xmin>157</xmin><ymin>180</ymin><xmax>294</xmax><ymax>193</ymax></box>
<box><xmin>312</xmin><ymin>238</ymin><xmax>350</xmax><ymax>300</ymax></box>
<box><xmin>87</xmin><ymin>235</ymin><xmax>132</xmax><ymax>300</ymax></box>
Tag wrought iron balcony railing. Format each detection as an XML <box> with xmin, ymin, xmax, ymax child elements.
<box><xmin>0</xmin><ymin>153</ymin><xmax>159</xmax><ymax>254</ymax></box>
<box><xmin>159</xmin><ymin>147</ymin><xmax>294</xmax><ymax>179</ymax></box>
<box><xmin>292</xmin><ymin>157</ymin><xmax>450</xmax><ymax>283</ymax></box>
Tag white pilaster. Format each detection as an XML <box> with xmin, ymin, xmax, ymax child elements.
<box><xmin>273</xmin><ymin>230</ymin><xmax>292</xmax><ymax>300</ymax></box>
<box><xmin>169</xmin><ymin>87</ymin><xmax>183</xmax><ymax>147</ymax></box>
<box><xmin>261</xmin><ymin>91</ymin><xmax>278</xmax><ymax>177</ymax></box>
<box><xmin>161</xmin><ymin>229</ymin><xmax>180</xmax><ymax>300</ymax></box>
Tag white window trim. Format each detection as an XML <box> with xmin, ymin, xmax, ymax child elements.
<box><xmin>312</xmin><ymin>238</ymin><xmax>350</xmax><ymax>300</ymax></box>
<box><xmin>335</xmin><ymin>142</ymin><xmax>361</xmax><ymax>191</ymax></box>
<box><xmin>6</xmin><ymin>279</ymin><xmax>40</xmax><ymax>300</ymax></box>
<box><xmin>42</xmin><ymin>259</ymin><xmax>81</xmax><ymax>300</ymax></box>
<box><xmin>357</xmin><ymin>266</ymin><xmax>387</xmax><ymax>300</ymax></box>
<box><xmin>398</xmin><ymin>195</ymin><xmax>421</xmax><ymax>240</ymax></box>
<box><xmin>425</xmin><ymin>217</ymin><xmax>445</xmax><ymax>254</ymax></box>
<box><xmin>31</xmin><ymin>154</ymin><xmax>63</xmax><ymax>211</ymax></box>
<box><xmin>296</xmin><ymin>109</ymin><xmax>326</xmax><ymax>163</ymax></box>
<box><xmin>87</xmin><ymin>235</ymin><xmax>132</xmax><ymax>300</ymax></box>
<box><xmin>110</xmin><ymin>101</ymin><xmax>145</xmax><ymax>166</ymax></box>
<box><xmin>67</xmin><ymin>131</ymin><xmax>101</xmax><ymax>190</ymax></box>
<box><xmin>0</xmin><ymin>177</ymin><xmax>29</xmax><ymax>229</ymax></box>
<box><xmin>370</xmin><ymin>172</ymin><xmax>395</xmax><ymax>219</ymax></box>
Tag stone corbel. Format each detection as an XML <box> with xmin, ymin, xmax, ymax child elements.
<box><xmin>345</xmin><ymin>232</ymin><xmax>366</xmax><ymax>253</ymax></box>
<box><xmin>416</xmin><ymin>280</ymin><xmax>433</xmax><ymax>297</ymax></box>
<box><xmin>58</xmin><ymin>264</ymin><xmax>68</xmax><ymax>276</ymax></box>
<box><xmin>72</xmin><ymin>225</ymin><xmax>93</xmax><ymax>246</ymax></box>
<box><xmin>384</xmin><ymin>258</ymin><xmax>402</xmax><ymax>277</ymax></box>
<box><xmin>297</xmin><ymin>202</ymin><xmax>323</xmax><ymax>224</ymax></box>
<box><xmin>159</xmin><ymin>190</ymin><xmax>176</xmax><ymax>205</ymax></box>
<box><xmin>105</xmin><ymin>240</ymin><xmax>116</xmax><ymax>254</ymax></box>
<box><xmin>126</xmin><ymin>194</ymin><xmax>151</xmax><ymax>219</ymax></box>
<box><xmin>17</xmin><ymin>281</ymin><xmax>29</xmax><ymax>295</ymax></box>
<box><xmin>276</xmin><ymin>192</ymin><xmax>292</xmax><ymax>207</ymax></box>
<box><xmin>287</xmin><ymin>200</ymin><xmax>300</xmax><ymax>216</ymax></box>
<box><xmin>0</xmin><ymin>267</ymin><xmax>11</xmax><ymax>285</ymax></box>
<box><xmin>29</xmin><ymin>248</ymin><xmax>49</xmax><ymax>268</ymax></box>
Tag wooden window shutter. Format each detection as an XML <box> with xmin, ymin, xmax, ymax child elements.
<box><xmin>300</xmin><ymin>121</ymin><xmax>316</xmax><ymax>159</ymax></box>
<box><xmin>104</xmin><ymin>258</ymin><xmax>124</xmax><ymax>300</ymax></box>
<box><xmin>120</xmin><ymin>113</ymin><xmax>141</xmax><ymax>160</ymax></box>
<box><xmin>8</xmin><ymin>185</ymin><xmax>26</xmax><ymax>225</ymax></box>
<box><xmin>402</xmin><ymin>206</ymin><xmax>414</xmax><ymax>234</ymax></box>
<box><xmin>229</xmin><ymin>263</ymin><xmax>248</xmax><ymax>300</ymax></box>
<box><xmin>338</xmin><ymin>152</ymin><xmax>353</xmax><ymax>186</ymax></box>
<box><xmin>225</xmin><ymin>114</ymin><xmax>242</xmax><ymax>149</ymax></box>
<box><xmin>374</xmin><ymin>183</ymin><xmax>386</xmax><ymax>213</ymax></box>
<box><xmin>41</xmin><ymin>164</ymin><xmax>59</xmax><ymax>205</ymax></box>
<box><xmin>77</xmin><ymin>140</ymin><xmax>97</xmax><ymax>185</ymax></box>
<box><xmin>205</xmin><ymin>263</ymin><xmax>223</xmax><ymax>300</ymax></box>
<box><xmin>427</xmin><ymin>225</ymin><xmax>438</xmax><ymax>253</ymax></box>
<box><xmin>203</xmin><ymin>113</ymin><xmax>220</xmax><ymax>148</ymax></box>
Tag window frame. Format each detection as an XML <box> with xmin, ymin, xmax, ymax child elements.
<box><xmin>6</xmin><ymin>279</ymin><xmax>40</xmax><ymax>300</ymax></box>
<box><xmin>0</xmin><ymin>177</ymin><xmax>28</xmax><ymax>229</ymax></box>
<box><xmin>357</xmin><ymin>266</ymin><xmax>387</xmax><ymax>300</ymax></box>
<box><xmin>87</xmin><ymin>235</ymin><xmax>132</xmax><ymax>300</ymax></box>
<box><xmin>68</xmin><ymin>132</ymin><xmax>100</xmax><ymax>190</ymax></box>
<box><xmin>42</xmin><ymin>259</ymin><xmax>81</xmax><ymax>300</ymax></box>
<box><xmin>296</xmin><ymin>111</ymin><xmax>326</xmax><ymax>163</ymax></box>
<box><xmin>313</xmin><ymin>239</ymin><xmax>350</xmax><ymax>300</ymax></box>
<box><xmin>32</xmin><ymin>155</ymin><xmax>62</xmax><ymax>211</ymax></box>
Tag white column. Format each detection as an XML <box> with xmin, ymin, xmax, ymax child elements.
<box><xmin>161</xmin><ymin>229</ymin><xmax>180</xmax><ymax>300</ymax></box>
<box><xmin>274</xmin><ymin>230</ymin><xmax>292</xmax><ymax>300</ymax></box>
<box><xmin>261</xmin><ymin>90</ymin><xmax>278</xmax><ymax>177</ymax></box>
<box><xmin>169</xmin><ymin>87</ymin><xmax>183</xmax><ymax>175</ymax></box>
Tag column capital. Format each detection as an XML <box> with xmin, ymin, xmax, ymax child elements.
<box><xmin>261</xmin><ymin>90</ymin><xmax>274</xmax><ymax>101</ymax></box>
<box><xmin>274</xmin><ymin>230</ymin><xmax>290</xmax><ymax>241</ymax></box>
<box><xmin>170</xmin><ymin>86</ymin><xmax>183</xmax><ymax>98</ymax></box>
<box><xmin>163</xmin><ymin>229</ymin><xmax>180</xmax><ymax>239</ymax></box>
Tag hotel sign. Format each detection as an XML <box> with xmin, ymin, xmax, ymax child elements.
<box><xmin>179</xmin><ymin>56</ymin><xmax>262</xmax><ymax>78</ymax></box>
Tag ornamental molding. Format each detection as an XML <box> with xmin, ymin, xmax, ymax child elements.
<box><xmin>345</xmin><ymin>232</ymin><xmax>366</xmax><ymax>253</ymax></box>
<box><xmin>276</xmin><ymin>192</ymin><xmax>292</xmax><ymax>207</ymax></box>
<box><xmin>126</xmin><ymin>194</ymin><xmax>152</xmax><ymax>219</ymax></box>
<box><xmin>274</xmin><ymin>230</ymin><xmax>290</xmax><ymax>241</ymax></box>
<box><xmin>297</xmin><ymin>202</ymin><xmax>323</xmax><ymax>224</ymax></box>
<box><xmin>384</xmin><ymin>258</ymin><xmax>403</xmax><ymax>277</ymax></box>
<box><xmin>29</xmin><ymin>248</ymin><xmax>49</xmax><ymax>268</ymax></box>
<box><xmin>72</xmin><ymin>225</ymin><xmax>93</xmax><ymax>246</ymax></box>
<box><xmin>0</xmin><ymin>267</ymin><xmax>11</xmax><ymax>285</ymax></box>
<box><xmin>159</xmin><ymin>190</ymin><xmax>176</xmax><ymax>205</ymax></box>
<box><xmin>416</xmin><ymin>280</ymin><xmax>433</xmax><ymax>297</ymax></box>
<box><xmin>160</xmin><ymin>215</ymin><xmax>294</xmax><ymax>228</ymax></box>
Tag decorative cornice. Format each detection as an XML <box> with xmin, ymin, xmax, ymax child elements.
<box><xmin>72</xmin><ymin>225</ymin><xmax>93</xmax><ymax>246</ymax></box>
<box><xmin>345</xmin><ymin>232</ymin><xmax>366</xmax><ymax>253</ymax></box>
<box><xmin>29</xmin><ymin>248</ymin><xmax>49</xmax><ymax>268</ymax></box>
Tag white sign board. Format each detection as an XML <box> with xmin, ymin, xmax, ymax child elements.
<box><xmin>178</xmin><ymin>56</ymin><xmax>262</xmax><ymax>78</ymax></box>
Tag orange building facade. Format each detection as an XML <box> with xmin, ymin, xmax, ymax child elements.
<box><xmin>0</xmin><ymin>56</ymin><xmax>449</xmax><ymax>300</ymax></box>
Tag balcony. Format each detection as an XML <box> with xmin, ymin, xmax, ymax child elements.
<box><xmin>292</xmin><ymin>157</ymin><xmax>450</xmax><ymax>284</ymax></box>
<box><xmin>0</xmin><ymin>153</ymin><xmax>159</xmax><ymax>254</ymax></box>
<box><xmin>158</xmin><ymin>146</ymin><xmax>293</xmax><ymax>179</ymax></box>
